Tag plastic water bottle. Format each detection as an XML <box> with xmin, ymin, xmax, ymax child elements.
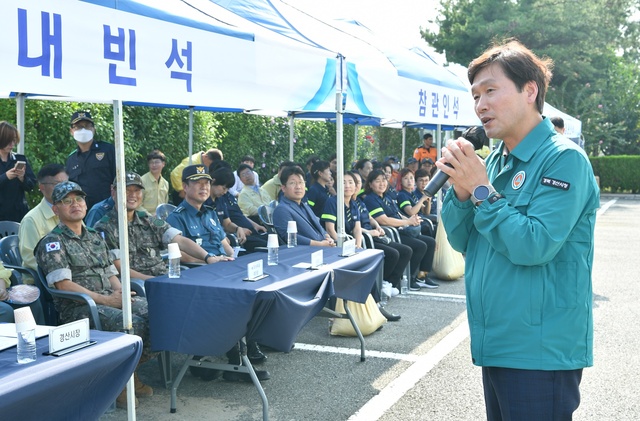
<box><xmin>14</xmin><ymin>306</ymin><xmax>37</xmax><ymax>364</ymax></box>
<box><xmin>267</xmin><ymin>247</ymin><xmax>278</xmax><ymax>266</ymax></box>
<box><xmin>379</xmin><ymin>285</ymin><xmax>390</xmax><ymax>307</ymax></box>
<box><xmin>287</xmin><ymin>232</ymin><xmax>297</xmax><ymax>248</ymax></box>
<box><xmin>167</xmin><ymin>243</ymin><xmax>181</xmax><ymax>278</ymax></box>
<box><xmin>400</xmin><ymin>275</ymin><xmax>409</xmax><ymax>295</ymax></box>
<box><xmin>267</xmin><ymin>234</ymin><xmax>279</xmax><ymax>266</ymax></box>
<box><xmin>17</xmin><ymin>328</ymin><xmax>36</xmax><ymax>364</ymax></box>
<box><xmin>168</xmin><ymin>257</ymin><xmax>181</xmax><ymax>278</ymax></box>
<box><xmin>287</xmin><ymin>221</ymin><xmax>297</xmax><ymax>248</ymax></box>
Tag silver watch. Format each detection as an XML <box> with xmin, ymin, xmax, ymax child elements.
<box><xmin>471</xmin><ymin>185</ymin><xmax>496</xmax><ymax>206</ymax></box>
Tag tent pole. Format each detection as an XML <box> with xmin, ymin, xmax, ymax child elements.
<box><xmin>401</xmin><ymin>123</ymin><xmax>406</xmax><ymax>167</ymax></box>
<box><xmin>113</xmin><ymin>100</ymin><xmax>136</xmax><ymax>420</ymax></box>
<box><xmin>289</xmin><ymin>114</ymin><xmax>295</xmax><ymax>161</ymax></box>
<box><xmin>335</xmin><ymin>55</ymin><xmax>346</xmax><ymax>247</ymax></box>
<box><xmin>16</xmin><ymin>93</ymin><xmax>25</xmax><ymax>155</ymax></box>
<box><xmin>188</xmin><ymin>106</ymin><xmax>194</xmax><ymax>165</ymax></box>
<box><xmin>353</xmin><ymin>122</ymin><xmax>358</xmax><ymax>162</ymax></box>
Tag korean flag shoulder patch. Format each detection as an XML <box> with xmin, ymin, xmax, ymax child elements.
<box><xmin>45</xmin><ymin>242</ymin><xmax>61</xmax><ymax>252</ymax></box>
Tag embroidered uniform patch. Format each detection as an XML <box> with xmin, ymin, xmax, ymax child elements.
<box><xmin>512</xmin><ymin>171</ymin><xmax>526</xmax><ymax>190</ymax></box>
<box><xmin>46</xmin><ymin>242</ymin><xmax>61</xmax><ymax>252</ymax></box>
<box><xmin>541</xmin><ymin>177</ymin><xmax>570</xmax><ymax>190</ymax></box>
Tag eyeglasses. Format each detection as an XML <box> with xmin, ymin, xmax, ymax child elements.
<box><xmin>286</xmin><ymin>181</ymin><xmax>305</xmax><ymax>187</ymax></box>
<box><xmin>58</xmin><ymin>196</ymin><xmax>85</xmax><ymax>206</ymax></box>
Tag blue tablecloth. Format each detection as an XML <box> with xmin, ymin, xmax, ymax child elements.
<box><xmin>146</xmin><ymin>246</ymin><xmax>383</xmax><ymax>356</ymax></box>
<box><xmin>0</xmin><ymin>330</ymin><xmax>142</xmax><ymax>421</ymax></box>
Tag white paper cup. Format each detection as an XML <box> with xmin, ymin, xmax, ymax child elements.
<box><xmin>267</xmin><ymin>234</ymin><xmax>279</xmax><ymax>248</ymax></box>
<box><xmin>167</xmin><ymin>243</ymin><xmax>181</xmax><ymax>259</ymax></box>
<box><xmin>287</xmin><ymin>221</ymin><xmax>297</xmax><ymax>233</ymax></box>
<box><xmin>14</xmin><ymin>306</ymin><xmax>36</xmax><ymax>332</ymax></box>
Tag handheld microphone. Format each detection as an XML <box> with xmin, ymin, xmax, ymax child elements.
<box><xmin>423</xmin><ymin>127</ymin><xmax>489</xmax><ymax>197</ymax></box>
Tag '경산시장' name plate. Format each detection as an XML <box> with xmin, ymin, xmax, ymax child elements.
<box><xmin>244</xmin><ymin>259</ymin><xmax>268</xmax><ymax>281</ymax></box>
<box><xmin>340</xmin><ymin>239</ymin><xmax>356</xmax><ymax>257</ymax></box>
<box><xmin>47</xmin><ymin>318</ymin><xmax>94</xmax><ymax>356</ymax></box>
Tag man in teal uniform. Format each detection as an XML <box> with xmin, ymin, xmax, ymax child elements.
<box><xmin>438</xmin><ymin>40</ymin><xmax>599</xmax><ymax>420</ymax></box>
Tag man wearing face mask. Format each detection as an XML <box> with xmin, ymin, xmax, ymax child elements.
<box><xmin>65</xmin><ymin>111</ymin><xmax>116</xmax><ymax>210</ymax></box>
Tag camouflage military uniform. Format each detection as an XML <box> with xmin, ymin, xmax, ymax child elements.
<box><xmin>94</xmin><ymin>208</ymin><xmax>181</xmax><ymax>277</ymax></box>
<box><xmin>36</xmin><ymin>223</ymin><xmax>151</xmax><ymax>359</ymax></box>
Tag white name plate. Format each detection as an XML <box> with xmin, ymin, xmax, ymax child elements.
<box><xmin>244</xmin><ymin>259</ymin><xmax>268</xmax><ymax>281</ymax></box>
<box><xmin>311</xmin><ymin>250</ymin><xmax>324</xmax><ymax>269</ymax></box>
<box><xmin>341</xmin><ymin>239</ymin><xmax>356</xmax><ymax>257</ymax></box>
<box><xmin>48</xmin><ymin>318</ymin><xmax>90</xmax><ymax>355</ymax></box>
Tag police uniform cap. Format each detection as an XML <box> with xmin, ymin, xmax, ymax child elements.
<box><xmin>182</xmin><ymin>164</ymin><xmax>212</xmax><ymax>182</ymax></box>
<box><xmin>52</xmin><ymin>181</ymin><xmax>86</xmax><ymax>203</ymax></box>
<box><xmin>421</xmin><ymin>158</ymin><xmax>434</xmax><ymax>165</ymax></box>
<box><xmin>70</xmin><ymin>111</ymin><xmax>94</xmax><ymax>125</ymax></box>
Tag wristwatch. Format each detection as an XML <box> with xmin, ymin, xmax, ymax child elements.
<box><xmin>471</xmin><ymin>185</ymin><xmax>497</xmax><ymax>206</ymax></box>
<box><xmin>204</xmin><ymin>252</ymin><xmax>216</xmax><ymax>263</ymax></box>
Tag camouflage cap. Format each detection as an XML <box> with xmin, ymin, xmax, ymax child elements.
<box><xmin>182</xmin><ymin>164</ymin><xmax>211</xmax><ymax>182</ymax></box>
<box><xmin>52</xmin><ymin>181</ymin><xmax>86</xmax><ymax>203</ymax></box>
<box><xmin>113</xmin><ymin>172</ymin><xmax>145</xmax><ymax>189</ymax></box>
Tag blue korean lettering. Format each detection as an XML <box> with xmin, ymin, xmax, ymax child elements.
<box><xmin>165</xmin><ymin>39</ymin><xmax>193</xmax><ymax>92</ymax></box>
<box><xmin>452</xmin><ymin>97</ymin><xmax>459</xmax><ymax>119</ymax></box>
<box><xmin>103</xmin><ymin>25</ymin><xmax>137</xmax><ymax>86</ymax></box>
<box><xmin>418</xmin><ymin>89</ymin><xmax>427</xmax><ymax>117</ymax></box>
<box><xmin>442</xmin><ymin>94</ymin><xmax>449</xmax><ymax>119</ymax></box>
<box><xmin>17</xmin><ymin>8</ymin><xmax>62</xmax><ymax>79</ymax></box>
<box><xmin>431</xmin><ymin>93</ymin><xmax>439</xmax><ymax>118</ymax></box>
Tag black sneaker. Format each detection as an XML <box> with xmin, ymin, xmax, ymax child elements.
<box><xmin>409</xmin><ymin>280</ymin><xmax>421</xmax><ymax>291</ymax></box>
<box><xmin>422</xmin><ymin>277</ymin><xmax>439</xmax><ymax>289</ymax></box>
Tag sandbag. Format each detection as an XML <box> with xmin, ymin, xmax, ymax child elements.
<box><xmin>330</xmin><ymin>294</ymin><xmax>386</xmax><ymax>337</ymax></box>
<box><xmin>432</xmin><ymin>216</ymin><xmax>465</xmax><ymax>280</ymax></box>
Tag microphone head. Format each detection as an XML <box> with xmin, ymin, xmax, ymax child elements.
<box><xmin>461</xmin><ymin>126</ymin><xmax>490</xmax><ymax>150</ymax></box>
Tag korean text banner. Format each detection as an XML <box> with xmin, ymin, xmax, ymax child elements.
<box><xmin>0</xmin><ymin>0</ymin><xmax>334</xmax><ymax>111</ymax></box>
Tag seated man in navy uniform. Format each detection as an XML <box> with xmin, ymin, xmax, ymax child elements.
<box><xmin>166</xmin><ymin>165</ymin><xmax>270</xmax><ymax>381</ymax></box>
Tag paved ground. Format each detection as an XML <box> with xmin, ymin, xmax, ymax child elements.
<box><xmin>101</xmin><ymin>195</ymin><xmax>640</xmax><ymax>421</ymax></box>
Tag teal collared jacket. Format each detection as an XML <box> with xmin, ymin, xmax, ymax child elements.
<box><xmin>442</xmin><ymin>118</ymin><xmax>599</xmax><ymax>370</ymax></box>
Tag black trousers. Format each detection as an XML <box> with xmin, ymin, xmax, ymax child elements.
<box><xmin>398</xmin><ymin>234</ymin><xmax>435</xmax><ymax>277</ymax></box>
<box><xmin>482</xmin><ymin>366</ymin><xmax>583</xmax><ymax>421</ymax></box>
<box><xmin>371</xmin><ymin>240</ymin><xmax>412</xmax><ymax>289</ymax></box>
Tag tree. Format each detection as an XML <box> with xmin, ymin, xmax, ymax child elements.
<box><xmin>423</xmin><ymin>0</ymin><xmax>640</xmax><ymax>155</ymax></box>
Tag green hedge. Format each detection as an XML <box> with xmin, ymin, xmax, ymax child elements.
<box><xmin>589</xmin><ymin>156</ymin><xmax>640</xmax><ymax>193</ymax></box>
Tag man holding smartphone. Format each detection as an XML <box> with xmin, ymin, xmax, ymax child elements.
<box><xmin>0</xmin><ymin>121</ymin><xmax>36</xmax><ymax>222</ymax></box>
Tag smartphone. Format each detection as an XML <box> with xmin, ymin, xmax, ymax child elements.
<box><xmin>14</xmin><ymin>161</ymin><xmax>25</xmax><ymax>171</ymax></box>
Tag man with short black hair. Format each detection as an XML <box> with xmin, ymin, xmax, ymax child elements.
<box><xmin>19</xmin><ymin>163</ymin><xmax>68</xmax><ymax>282</ymax></box>
<box><xmin>65</xmin><ymin>111</ymin><xmax>116</xmax><ymax>209</ymax></box>
<box><xmin>273</xmin><ymin>166</ymin><xmax>335</xmax><ymax>247</ymax></box>
<box><xmin>413</xmin><ymin>133</ymin><xmax>437</xmax><ymax>164</ymax></box>
<box><xmin>170</xmin><ymin>148</ymin><xmax>224</xmax><ymax>201</ymax></box>
<box><xmin>141</xmin><ymin>149</ymin><xmax>169</xmax><ymax>214</ymax></box>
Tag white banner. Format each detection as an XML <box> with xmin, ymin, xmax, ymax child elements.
<box><xmin>0</xmin><ymin>0</ymin><xmax>333</xmax><ymax>111</ymax></box>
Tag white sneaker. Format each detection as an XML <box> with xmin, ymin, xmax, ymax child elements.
<box><xmin>390</xmin><ymin>286</ymin><xmax>400</xmax><ymax>297</ymax></box>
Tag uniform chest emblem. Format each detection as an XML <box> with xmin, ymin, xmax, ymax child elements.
<box><xmin>512</xmin><ymin>171</ymin><xmax>526</xmax><ymax>190</ymax></box>
<box><xmin>45</xmin><ymin>242</ymin><xmax>61</xmax><ymax>252</ymax></box>
<box><xmin>96</xmin><ymin>153</ymin><xmax>105</xmax><ymax>161</ymax></box>
<box><xmin>209</xmin><ymin>218</ymin><xmax>217</xmax><ymax>227</ymax></box>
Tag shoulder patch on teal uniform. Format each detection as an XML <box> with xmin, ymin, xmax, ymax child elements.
<box><xmin>541</xmin><ymin>177</ymin><xmax>570</xmax><ymax>190</ymax></box>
